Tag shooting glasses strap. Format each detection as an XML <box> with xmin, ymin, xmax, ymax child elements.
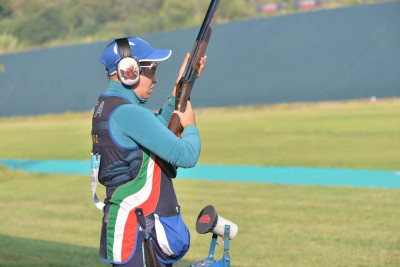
<box><xmin>91</xmin><ymin>153</ymin><xmax>105</xmax><ymax>211</ymax></box>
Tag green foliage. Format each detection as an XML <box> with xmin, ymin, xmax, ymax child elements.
<box><xmin>0</xmin><ymin>33</ymin><xmax>18</xmax><ymax>53</ymax></box>
<box><xmin>160</xmin><ymin>0</ymin><xmax>206</xmax><ymax>31</ymax></box>
<box><xmin>0</xmin><ymin>0</ymin><xmax>385</xmax><ymax>54</ymax></box>
<box><xmin>0</xmin><ymin>0</ymin><xmax>12</xmax><ymax>19</ymax></box>
<box><xmin>13</xmin><ymin>7</ymin><xmax>66</xmax><ymax>45</ymax></box>
<box><xmin>218</xmin><ymin>0</ymin><xmax>252</xmax><ymax>21</ymax></box>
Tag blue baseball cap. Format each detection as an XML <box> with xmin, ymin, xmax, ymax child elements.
<box><xmin>100</xmin><ymin>37</ymin><xmax>172</xmax><ymax>75</ymax></box>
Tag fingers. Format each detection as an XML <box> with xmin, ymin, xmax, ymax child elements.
<box><xmin>173</xmin><ymin>101</ymin><xmax>192</xmax><ymax>116</ymax></box>
<box><xmin>173</xmin><ymin>101</ymin><xmax>195</xmax><ymax>128</ymax></box>
<box><xmin>197</xmin><ymin>55</ymin><xmax>207</xmax><ymax>77</ymax></box>
<box><xmin>185</xmin><ymin>100</ymin><xmax>192</xmax><ymax>111</ymax></box>
<box><xmin>173</xmin><ymin>110</ymin><xmax>182</xmax><ymax>116</ymax></box>
<box><xmin>200</xmin><ymin>55</ymin><xmax>207</xmax><ymax>64</ymax></box>
<box><xmin>176</xmin><ymin>52</ymin><xmax>190</xmax><ymax>84</ymax></box>
<box><xmin>182</xmin><ymin>53</ymin><xmax>190</xmax><ymax>71</ymax></box>
<box><xmin>173</xmin><ymin>53</ymin><xmax>190</xmax><ymax>96</ymax></box>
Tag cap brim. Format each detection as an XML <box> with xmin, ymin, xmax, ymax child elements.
<box><xmin>139</xmin><ymin>49</ymin><xmax>172</xmax><ymax>62</ymax></box>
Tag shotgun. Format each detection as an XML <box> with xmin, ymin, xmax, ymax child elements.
<box><xmin>158</xmin><ymin>0</ymin><xmax>220</xmax><ymax>178</ymax></box>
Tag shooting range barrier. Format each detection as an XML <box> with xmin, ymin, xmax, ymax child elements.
<box><xmin>0</xmin><ymin>2</ymin><xmax>399</xmax><ymax>117</ymax></box>
<box><xmin>1</xmin><ymin>159</ymin><xmax>399</xmax><ymax>189</ymax></box>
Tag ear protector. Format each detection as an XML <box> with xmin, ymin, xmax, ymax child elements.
<box><xmin>116</xmin><ymin>38</ymin><xmax>140</xmax><ymax>86</ymax></box>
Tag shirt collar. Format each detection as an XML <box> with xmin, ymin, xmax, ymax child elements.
<box><xmin>105</xmin><ymin>80</ymin><xmax>148</xmax><ymax>105</ymax></box>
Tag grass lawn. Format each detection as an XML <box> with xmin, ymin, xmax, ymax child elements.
<box><xmin>0</xmin><ymin>98</ymin><xmax>399</xmax><ymax>266</ymax></box>
<box><xmin>0</xmin><ymin>98</ymin><xmax>399</xmax><ymax>170</ymax></box>
<box><xmin>0</xmin><ymin>167</ymin><xmax>399</xmax><ymax>266</ymax></box>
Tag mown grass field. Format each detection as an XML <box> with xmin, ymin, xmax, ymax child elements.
<box><xmin>0</xmin><ymin>98</ymin><xmax>399</xmax><ymax>169</ymax></box>
<box><xmin>0</xmin><ymin>98</ymin><xmax>399</xmax><ymax>266</ymax></box>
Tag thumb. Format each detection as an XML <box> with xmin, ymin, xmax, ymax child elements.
<box><xmin>185</xmin><ymin>100</ymin><xmax>192</xmax><ymax>111</ymax></box>
<box><xmin>173</xmin><ymin>110</ymin><xmax>183</xmax><ymax>117</ymax></box>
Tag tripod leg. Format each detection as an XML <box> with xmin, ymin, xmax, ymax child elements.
<box><xmin>223</xmin><ymin>225</ymin><xmax>230</xmax><ymax>267</ymax></box>
<box><xmin>208</xmin><ymin>233</ymin><xmax>218</xmax><ymax>261</ymax></box>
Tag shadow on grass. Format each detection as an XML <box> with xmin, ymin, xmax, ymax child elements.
<box><xmin>0</xmin><ymin>234</ymin><xmax>194</xmax><ymax>267</ymax></box>
<box><xmin>0</xmin><ymin>234</ymin><xmax>105</xmax><ymax>267</ymax></box>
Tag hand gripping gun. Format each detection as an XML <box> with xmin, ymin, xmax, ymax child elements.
<box><xmin>157</xmin><ymin>0</ymin><xmax>221</xmax><ymax>178</ymax></box>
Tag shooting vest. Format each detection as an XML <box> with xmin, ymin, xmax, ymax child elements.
<box><xmin>91</xmin><ymin>95</ymin><xmax>190</xmax><ymax>264</ymax></box>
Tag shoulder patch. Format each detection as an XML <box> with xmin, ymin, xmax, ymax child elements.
<box><xmin>94</xmin><ymin>101</ymin><xmax>104</xmax><ymax>118</ymax></box>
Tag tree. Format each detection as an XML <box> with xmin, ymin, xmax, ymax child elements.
<box><xmin>159</xmin><ymin>0</ymin><xmax>209</xmax><ymax>31</ymax></box>
<box><xmin>0</xmin><ymin>0</ymin><xmax>13</xmax><ymax>19</ymax></box>
<box><xmin>217</xmin><ymin>0</ymin><xmax>252</xmax><ymax>22</ymax></box>
<box><xmin>12</xmin><ymin>7</ymin><xmax>66</xmax><ymax>45</ymax></box>
<box><xmin>0</xmin><ymin>33</ymin><xmax>18</xmax><ymax>53</ymax></box>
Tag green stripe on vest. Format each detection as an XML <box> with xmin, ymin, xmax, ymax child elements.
<box><xmin>106</xmin><ymin>150</ymin><xmax>150</xmax><ymax>261</ymax></box>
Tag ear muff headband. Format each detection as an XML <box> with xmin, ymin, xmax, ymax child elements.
<box><xmin>116</xmin><ymin>38</ymin><xmax>131</xmax><ymax>57</ymax></box>
<box><xmin>116</xmin><ymin>38</ymin><xmax>140</xmax><ymax>86</ymax></box>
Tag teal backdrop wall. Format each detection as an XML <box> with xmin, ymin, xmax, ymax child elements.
<box><xmin>0</xmin><ymin>2</ymin><xmax>399</xmax><ymax>117</ymax></box>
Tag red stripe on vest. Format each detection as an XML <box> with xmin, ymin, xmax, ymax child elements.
<box><xmin>120</xmin><ymin>160</ymin><xmax>162</xmax><ymax>262</ymax></box>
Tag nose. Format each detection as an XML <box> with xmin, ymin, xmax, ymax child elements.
<box><xmin>152</xmin><ymin>76</ymin><xmax>158</xmax><ymax>83</ymax></box>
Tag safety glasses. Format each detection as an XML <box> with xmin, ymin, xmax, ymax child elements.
<box><xmin>139</xmin><ymin>62</ymin><xmax>158</xmax><ymax>79</ymax></box>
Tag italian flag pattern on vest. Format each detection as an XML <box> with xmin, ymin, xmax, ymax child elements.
<box><xmin>106</xmin><ymin>151</ymin><xmax>161</xmax><ymax>263</ymax></box>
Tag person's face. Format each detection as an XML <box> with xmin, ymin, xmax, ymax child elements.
<box><xmin>133</xmin><ymin>62</ymin><xmax>158</xmax><ymax>99</ymax></box>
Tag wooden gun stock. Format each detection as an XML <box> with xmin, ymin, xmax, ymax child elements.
<box><xmin>168</xmin><ymin>81</ymin><xmax>193</xmax><ymax>134</ymax></box>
